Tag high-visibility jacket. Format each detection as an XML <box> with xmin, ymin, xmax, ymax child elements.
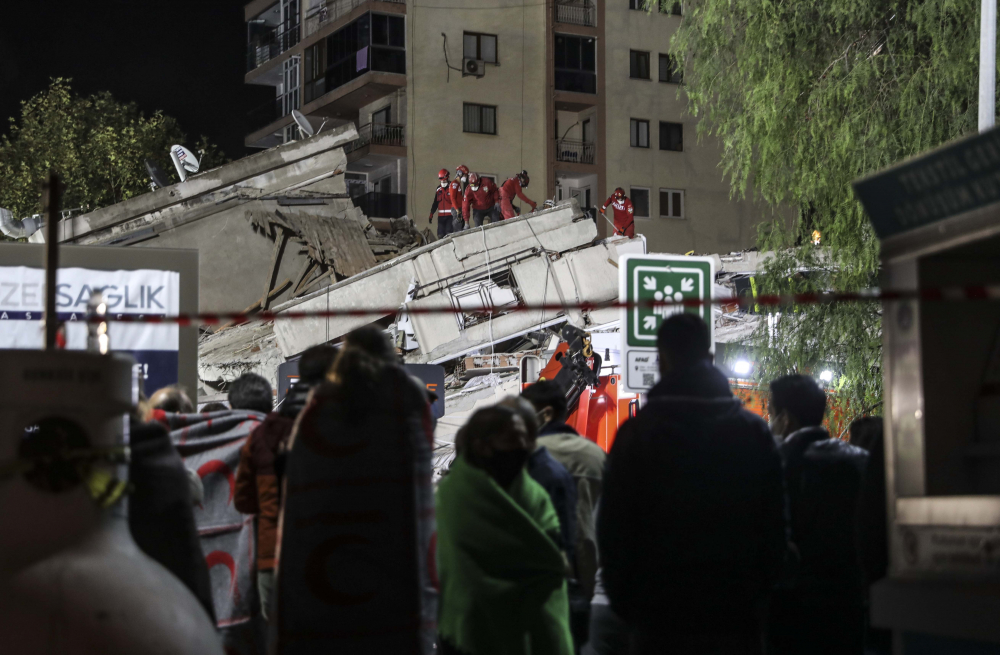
<box><xmin>428</xmin><ymin>183</ymin><xmax>455</xmax><ymax>220</ymax></box>
<box><xmin>462</xmin><ymin>178</ymin><xmax>499</xmax><ymax>220</ymax></box>
<box><xmin>602</xmin><ymin>196</ymin><xmax>635</xmax><ymax>237</ymax></box>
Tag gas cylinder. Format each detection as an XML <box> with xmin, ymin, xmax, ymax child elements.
<box><xmin>0</xmin><ymin>349</ymin><xmax>223</xmax><ymax>654</ymax></box>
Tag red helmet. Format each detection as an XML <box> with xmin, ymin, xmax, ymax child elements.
<box><xmin>468</xmin><ymin>172</ymin><xmax>480</xmax><ymax>187</ymax></box>
<box><xmin>456</xmin><ymin>164</ymin><xmax>470</xmax><ymax>178</ymax></box>
<box><xmin>518</xmin><ymin>170</ymin><xmax>529</xmax><ymax>188</ymax></box>
<box><xmin>614</xmin><ymin>187</ymin><xmax>625</xmax><ymax>199</ymax></box>
<box><xmin>438</xmin><ymin>168</ymin><xmax>450</xmax><ymax>180</ymax></box>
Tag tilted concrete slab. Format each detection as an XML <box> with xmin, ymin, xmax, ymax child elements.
<box><xmin>272</xmin><ymin>200</ymin><xmax>598</xmax><ymax>358</ymax></box>
<box><xmin>59</xmin><ymin>123</ymin><xmax>359</xmax><ymax>245</ymax></box>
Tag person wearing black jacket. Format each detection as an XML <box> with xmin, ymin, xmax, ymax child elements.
<box><xmin>768</xmin><ymin>375</ymin><xmax>870</xmax><ymax>655</ymax></box>
<box><xmin>233</xmin><ymin>344</ymin><xmax>337</xmax><ymax>621</ymax></box>
<box><xmin>598</xmin><ymin>314</ymin><xmax>789</xmax><ymax>655</ymax></box>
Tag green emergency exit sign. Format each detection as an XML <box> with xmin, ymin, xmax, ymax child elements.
<box><xmin>619</xmin><ymin>254</ymin><xmax>715</xmax><ymax>393</ymax></box>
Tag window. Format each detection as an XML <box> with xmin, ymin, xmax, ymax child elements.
<box><xmin>463</xmin><ymin>32</ymin><xmax>498</xmax><ymax>64</ymax></box>
<box><xmin>304</xmin><ymin>41</ymin><xmax>326</xmax><ymax>102</ymax></box>
<box><xmin>554</xmin><ymin>35</ymin><xmax>596</xmax><ymax>94</ymax></box>
<box><xmin>373</xmin><ymin>106</ymin><xmax>390</xmax><ymax>124</ymax></box>
<box><xmin>630</xmin><ymin>187</ymin><xmax>650</xmax><ymax>217</ymax></box>
<box><xmin>630</xmin><ymin>119</ymin><xmax>649</xmax><ymax>148</ymax></box>
<box><xmin>658</xmin><ymin>1</ymin><xmax>681</xmax><ymax>13</ymax></box>
<box><xmin>659</xmin><ymin>121</ymin><xmax>683</xmax><ymax>151</ymax></box>
<box><xmin>324</xmin><ymin>13</ymin><xmax>405</xmax><ymax>94</ymax></box>
<box><xmin>628</xmin><ymin>0</ymin><xmax>644</xmax><ymax>9</ymax></box>
<box><xmin>280</xmin><ymin>55</ymin><xmax>300</xmax><ymax>116</ymax></box>
<box><xmin>630</xmin><ymin>50</ymin><xmax>650</xmax><ymax>80</ymax></box>
<box><xmin>464</xmin><ymin>103</ymin><xmax>497</xmax><ymax>135</ymax></box>
<box><xmin>659</xmin><ymin>53</ymin><xmax>683</xmax><ymax>83</ymax></box>
<box><xmin>345</xmin><ymin>173</ymin><xmax>367</xmax><ymax>197</ymax></box>
<box><xmin>660</xmin><ymin>189</ymin><xmax>684</xmax><ymax>218</ymax></box>
<box><xmin>371</xmin><ymin>13</ymin><xmax>405</xmax><ymax>48</ymax></box>
<box><xmin>582</xmin><ymin>118</ymin><xmax>592</xmax><ymax>143</ymax></box>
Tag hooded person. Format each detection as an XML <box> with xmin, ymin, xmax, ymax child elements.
<box><xmin>152</xmin><ymin>373</ymin><xmax>272</xmax><ymax>653</ymax></box>
<box><xmin>438</xmin><ymin>405</ymin><xmax>574</xmax><ymax>655</ymax></box>
<box><xmin>598</xmin><ymin>313</ymin><xmax>789</xmax><ymax>655</ymax></box>
<box><xmin>234</xmin><ymin>344</ymin><xmax>338</xmax><ymax>622</ymax></box>
<box><xmin>274</xmin><ymin>326</ymin><xmax>437</xmax><ymax>654</ymax></box>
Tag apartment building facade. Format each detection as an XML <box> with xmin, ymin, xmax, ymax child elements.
<box><xmin>244</xmin><ymin>0</ymin><xmax>761</xmax><ymax>253</ymax></box>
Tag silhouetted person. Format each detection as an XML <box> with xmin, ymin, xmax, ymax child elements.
<box><xmin>128</xmin><ymin>417</ymin><xmax>216</xmax><ymax>623</ymax></box>
<box><xmin>500</xmin><ymin>395</ymin><xmax>578</xmax><ymax>564</ymax></box>
<box><xmin>152</xmin><ymin>373</ymin><xmax>273</xmax><ymax>654</ymax></box>
<box><xmin>275</xmin><ymin>327</ymin><xmax>437</xmax><ymax>654</ymax></box>
<box><xmin>768</xmin><ymin>375</ymin><xmax>869</xmax><ymax>655</ymax></box>
<box><xmin>234</xmin><ymin>344</ymin><xmax>337</xmax><ymax>622</ymax></box>
<box><xmin>598</xmin><ymin>313</ymin><xmax>788</xmax><ymax>655</ymax></box>
<box><xmin>200</xmin><ymin>402</ymin><xmax>228</xmax><ymax>413</ymax></box>
<box><xmin>523</xmin><ymin>380</ymin><xmax>606</xmax><ymax>650</ymax></box>
<box><xmin>438</xmin><ymin>405</ymin><xmax>574</xmax><ymax>655</ymax></box>
<box><xmin>850</xmin><ymin>416</ymin><xmax>889</xmax><ymax>655</ymax></box>
<box><xmin>148</xmin><ymin>384</ymin><xmax>195</xmax><ymax>414</ymax></box>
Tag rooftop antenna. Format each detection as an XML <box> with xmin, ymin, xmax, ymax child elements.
<box><xmin>145</xmin><ymin>158</ymin><xmax>171</xmax><ymax>190</ymax></box>
<box><xmin>169</xmin><ymin>145</ymin><xmax>201</xmax><ymax>183</ymax></box>
<box><xmin>291</xmin><ymin>109</ymin><xmax>326</xmax><ymax>139</ymax></box>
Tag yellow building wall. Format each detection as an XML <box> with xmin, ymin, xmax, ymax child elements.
<box><xmin>406</xmin><ymin>0</ymin><xmax>549</xmax><ymax>226</ymax></box>
<box><xmin>603</xmin><ymin>4</ymin><xmax>764</xmax><ymax>254</ymax></box>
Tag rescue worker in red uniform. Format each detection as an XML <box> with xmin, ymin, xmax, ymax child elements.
<box><xmin>429</xmin><ymin>169</ymin><xmax>458</xmax><ymax>238</ymax></box>
<box><xmin>449</xmin><ymin>165</ymin><xmax>470</xmax><ymax>232</ymax></box>
<box><xmin>602</xmin><ymin>187</ymin><xmax>635</xmax><ymax>237</ymax></box>
<box><xmin>499</xmin><ymin>170</ymin><xmax>536</xmax><ymax>220</ymax></box>
<box><xmin>462</xmin><ymin>173</ymin><xmax>500</xmax><ymax>227</ymax></box>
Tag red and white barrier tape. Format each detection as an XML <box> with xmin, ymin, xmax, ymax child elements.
<box><xmin>73</xmin><ymin>285</ymin><xmax>1000</xmax><ymax>327</ymax></box>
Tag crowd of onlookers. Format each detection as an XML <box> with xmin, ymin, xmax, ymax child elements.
<box><xmin>128</xmin><ymin>314</ymin><xmax>888</xmax><ymax>655</ymax></box>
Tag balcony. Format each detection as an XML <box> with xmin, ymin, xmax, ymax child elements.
<box><xmin>353</xmin><ymin>191</ymin><xmax>407</xmax><ymax>219</ymax></box>
<box><xmin>304</xmin><ymin>0</ymin><xmax>405</xmax><ymax>38</ymax></box>
<box><xmin>247</xmin><ymin>22</ymin><xmax>301</xmax><ymax>72</ymax></box>
<box><xmin>556</xmin><ymin>138</ymin><xmax>595</xmax><ymax>165</ymax></box>
<box><xmin>345</xmin><ymin>122</ymin><xmax>405</xmax><ymax>159</ymax></box>
<box><xmin>555</xmin><ymin>1</ymin><xmax>595</xmax><ymax>27</ymax></box>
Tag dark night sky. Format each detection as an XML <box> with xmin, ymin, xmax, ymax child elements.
<box><xmin>0</xmin><ymin>0</ymin><xmax>274</xmax><ymax>159</ymax></box>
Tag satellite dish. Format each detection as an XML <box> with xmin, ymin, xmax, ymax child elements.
<box><xmin>292</xmin><ymin>109</ymin><xmax>315</xmax><ymax>137</ymax></box>
<box><xmin>169</xmin><ymin>145</ymin><xmax>200</xmax><ymax>182</ymax></box>
<box><xmin>145</xmin><ymin>158</ymin><xmax>171</xmax><ymax>190</ymax></box>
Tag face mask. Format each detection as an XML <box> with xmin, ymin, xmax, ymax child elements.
<box><xmin>485</xmin><ymin>449</ymin><xmax>529</xmax><ymax>489</ymax></box>
<box><xmin>440</xmin><ymin>180</ymin><xmax>448</xmax><ymax>187</ymax></box>
<box><xmin>471</xmin><ymin>185</ymin><xmax>480</xmax><ymax>192</ymax></box>
<box><xmin>461</xmin><ymin>176</ymin><xmax>468</xmax><ymax>183</ymax></box>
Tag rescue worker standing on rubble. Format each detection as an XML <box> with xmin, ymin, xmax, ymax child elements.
<box><xmin>463</xmin><ymin>173</ymin><xmax>500</xmax><ymax>228</ymax></box>
<box><xmin>429</xmin><ymin>168</ymin><xmax>458</xmax><ymax>238</ymax></box>
<box><xmin>451</xmin><ymin>164</ymin><xmax>470</xmax><ymax>231</ymax></box>
<box><xmin>601</xmin><ymin>188</ymin><xmax>635</xmax><ymax>237</ymax></box>
<box><xmin>499</xmin><ymin>170</ymin><xmax>537</xmax><ymax>220</ymax></box>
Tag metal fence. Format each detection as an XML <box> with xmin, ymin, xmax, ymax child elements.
<box><xmin>555</xmin><ymin>1</ymin><xmax>595</xmax><ymax>27</ymax></box>
<box><xmin>247</xmin><ymin>22</ymin><xmax>302</xmax><ymax>72</ymax></box>
<box><xmin>345</xmin><ymin>123</ymin><xmax>406</xmax><ymax>153</ymax></box>
<box><xmin>556</xmin><ymin>138</ymin><xmax>596</xmax><ymax>165</ymax></box>
<box><xmin>304</xmin><ymin>0</ymin><xmax>406</xmax><ymax>37</ymax></box>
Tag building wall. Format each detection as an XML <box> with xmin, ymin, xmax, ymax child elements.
<box><xmin>406</xmin><ymin>0</ymin><xmax>549</xmax><ymax>224</ymax></box>
<box><xmin>602</xmin><ymin>3</ymin><xmax>762</xmax><ymax>254</ymax></box>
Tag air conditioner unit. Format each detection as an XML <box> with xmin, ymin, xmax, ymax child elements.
<box><xmin>463</xmin><ymin>58</ymin><xmax>486</xmax><ymax>78</ymax></box>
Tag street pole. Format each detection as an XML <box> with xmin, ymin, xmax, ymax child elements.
<box><xmin>980</xmin><ymin>0</ymin><xmax>996</xmax><ymax>132</ymax></box>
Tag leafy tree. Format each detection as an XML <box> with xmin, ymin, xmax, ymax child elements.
<box><xmin>0</xmin><ymin>78</ymin><xmax>227</xmax><ymax>221</ymax></box>
<box><xmin>669</xmin><ymin>0</ymin><xmax>986</xmax><ymax>419</ymax></box>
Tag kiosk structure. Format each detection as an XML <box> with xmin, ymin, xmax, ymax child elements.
<box><xmin>855</xmin><ymin>126</ymin><xmax>1000</xmax><ymax>652</ymax></box>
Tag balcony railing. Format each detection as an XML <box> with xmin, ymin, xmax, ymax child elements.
<box><xmin>555</xmin><ymin>70</ymin><xmax>597</xmax><ymax>94</ymax></box>
<box><xmin>556</xmin><ymin>138</ymin><xmax>596</xmax><ymax>165</ymax></box>
<box><xmin>247</xmin><ymin>22</ymin><xmax>302</xmax><ymax>72</ymax></box>
<box><xmin>345</xmin><ymin>122</ymin><xmax>406</xmax><ymax>154</ymax></box>
<box><xmin>304</xmin><ymin>0</ymin><xmax>405</xmax><ymax>37</ymax></box>
<box><xmin>555</xmin><ymin>1</ymin><xmax>595</xmax><ymax>27</ymax></box>
<box><xmin>353</xmin><ymin>191</ymin><xmax>407</xmax><ymax>219</ymax></box>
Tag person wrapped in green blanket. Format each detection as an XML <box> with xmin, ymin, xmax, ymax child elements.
<box><xmin>437</xmin><ymin>404</ymin><xmax>574</xmax><ymax>655</ymax></box>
